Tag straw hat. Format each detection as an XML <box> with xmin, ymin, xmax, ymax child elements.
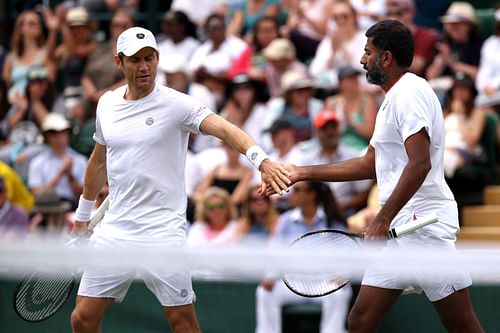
<box><xmin>439</xmin><ymin>2</ymin><xmax>476</xmax><ymax>24</ymax></box>
<box><xmin>66</xmin><ymin>7</ymin><xmax>90</xmax><ymax>27</ymax></box>
<box><xmin>263</xmin><ymin>38</ymin><xmax>296</xmax><ymax>60</ymax></box>
<box><xmin>280</xmin><ymin>70</ymin><xmax>314</xmax><ymax>95</ymax></box>
<box><xmin>32</xmin><ymin>190</ymin><xmax>72</xmax><ymax>214</ymax></box>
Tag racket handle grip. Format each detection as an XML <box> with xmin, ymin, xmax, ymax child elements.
<box><xmin>389</xmin><ymin>213</ymin><xmax>439</xmax><ymax>238</ymax></box>
<box><xmin>88</xmin><ymin>196</ymin><xmax>109</xmax><ymax>230</ymax></box>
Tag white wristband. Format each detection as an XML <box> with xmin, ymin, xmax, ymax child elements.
<box><xmin>74</xmin><ymin>196</ymin><xmax>95</xmax><ymax>222</ymax></box>
<box><xmin>246</xmin><ymin>145</ymin><xmax>269</xmax><ymax>170</ymax></box>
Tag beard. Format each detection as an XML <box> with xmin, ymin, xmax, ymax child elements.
<box><xmin>365</xmin><ymin>53</ymin><xmax>387</xmax><ymax>86</ymax></box>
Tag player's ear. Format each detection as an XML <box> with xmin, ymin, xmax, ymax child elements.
<box><xmin>114</xmin><ymin>54</ymin><xmax>123</xmax><ymax>68</ymax></box>
<box><xmin>381</xmin><ymin>50</ymin><xmax>393</xmax><ymax>68</ymax></box>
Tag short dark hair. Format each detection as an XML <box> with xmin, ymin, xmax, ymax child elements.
<box><xmin>365</xmin><ymin>19</ymin><xmax>414</xmax><ymax>68</ymax></box>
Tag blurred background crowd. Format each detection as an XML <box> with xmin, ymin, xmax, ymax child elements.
<box><xmin>0</xmin><ymin>0</ymin><xmax>498</xmax><ymax>247</ymax></box>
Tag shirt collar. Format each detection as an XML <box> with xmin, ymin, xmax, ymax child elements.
<box><xmin>290</xmin><ymin>206</ymin><xmax>327</xmax><ymax>227</ymax></box>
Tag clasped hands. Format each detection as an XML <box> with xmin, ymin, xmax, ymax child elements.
<box><xmin>258</xmin><ymin>161</ymin><xmax>297</xmax><ymax>196</ymax></box>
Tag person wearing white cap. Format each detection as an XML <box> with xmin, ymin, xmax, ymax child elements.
<box><xmin>28</xmin><ymin>113</ymin><xmax>87</xmax><ymax>209</ymax></box>
<box><xmin>70</xmin><ymin>26</ymin><xmax>291</xmax><ymax>333</ymax></box>
<box><xmin>271</xmin><ymin>20</ymin><xmax>484</xmax><ymax>332</ymax></box>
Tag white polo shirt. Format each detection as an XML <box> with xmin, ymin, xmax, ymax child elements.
<box><xmin>93</xmin><ymin>83</ymin><xmax>213</xmax><ymax>241</ymax></box>
<box><xmin>370</xmin><ymin>73</ymin><xmax>458</xmax><ymax>235</ymax></box>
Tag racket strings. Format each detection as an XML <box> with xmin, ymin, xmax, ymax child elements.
<box><xmin>15</xmin><ymin>270</ymin><xmax>74</xmax><ymax>321</ymax></box>
<box><xmin>283</xmin><ymin>231</ymin><xmax>359</xmax><ymax>297</ymax></box>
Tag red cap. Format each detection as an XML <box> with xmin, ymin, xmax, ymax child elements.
<box><xmin>313</xmin><ymin>110</ymin><xmax>339</xmax><ymax>129</ymax></box>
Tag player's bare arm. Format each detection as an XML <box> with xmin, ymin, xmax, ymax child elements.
<box><xmin>199</xmin><ymin>114</ymin><xmax>291</xmax><ymax>194</ymax></box>
<box><xmin>265</xmin><ymin>145</ymin><xmax>376</xmax><ymax>195</ymax></box>
<box><xmin>72</xmin><ymin>143</ymin><xmax>107</xmax><ymax>236</ymax></box>
<box><xmin>364</xmin><ymin>128</ymin><xmax>431</xmax><ymax>240</ymax></box>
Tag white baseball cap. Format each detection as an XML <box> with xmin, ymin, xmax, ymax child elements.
<box><xmin>41</xmin><ymin>113</ymin><xmax>71</xmax><ymax>132</ymax></box>
<box><xmin>116</xmin><ymin>27</ymin><xmax>158</xmax><ymax>56</ymax></box>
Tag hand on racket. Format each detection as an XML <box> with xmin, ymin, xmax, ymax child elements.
<box><xmin>282</xmin><ymin>213</ymin><xmax>438</xmax><ymax>298</ymax></box>
<box><xmin>13</xmin><ymin>196</ymin><xmax>109</xmax><ymax>322</ymax></box>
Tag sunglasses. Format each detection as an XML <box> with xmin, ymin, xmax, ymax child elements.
<box><xmin>206</xmin><ymin>203</ymin><xmax>227</xmax><ymax>210</ymax></box>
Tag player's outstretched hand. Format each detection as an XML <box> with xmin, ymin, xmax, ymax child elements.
<box><xmin>363</xmin><ymin>215</ymin><xmax>391</xmax><ymax>241</ymax></box>
<box><xmin>260</xmin><ymin>162</ymin><xmax>301</xmax><ymax>196</ymax></box>
<box><xmin>70</xmin><ymin>221</ymin><xmax>91</xmax><ymax>240</ymax></box>
<box><xmin>259</xmin><ymin>159</ymin><xmax>291</xmax><ymax>196</ymax></box>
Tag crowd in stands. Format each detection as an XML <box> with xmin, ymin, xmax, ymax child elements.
<box><xmin>0</xmin><ymin>0</ymin><xmax>499</xmax><ymax>330</ymax></box>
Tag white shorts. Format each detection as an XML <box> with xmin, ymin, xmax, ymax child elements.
<box><xmin>362</xmin><ymin>226</ymin><xmax>471</xmax><ymax>302</ymax></box>
<box><xmin>77</xmin><ymin>234</ymin><xmax>196</xmax><ymax>307</ymax></box>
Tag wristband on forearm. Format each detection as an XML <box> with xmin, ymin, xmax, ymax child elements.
<box><xmin>246</xmin><ymin>145</ymin><xmax>269</xmax><ymax>170</ymax></box>
<box><xmin>74</xmin><ymin>195</ymin><xmax>95</xmax><ymax>222</ymax></box>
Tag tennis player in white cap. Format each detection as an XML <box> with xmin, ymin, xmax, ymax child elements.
<box><xmin>70</xmin><ymin>26</ymin><xmax>290</xmax><ymax>333</ymax></box>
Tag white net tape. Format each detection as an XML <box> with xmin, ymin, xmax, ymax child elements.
<box><xmin>1</xmin><ymin>238</ymin><xmax>500</xmax><ymax>284</ymax></box>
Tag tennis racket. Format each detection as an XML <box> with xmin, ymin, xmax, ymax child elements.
<box><xmin>13</xmin><ymin>196</ymin><xmax>109</xmax><ymax>322</ymax></box>
<box><xmin>282</xmin><ymin>213</ymin><xmax>439</xmax><ymax>298</ymax></box>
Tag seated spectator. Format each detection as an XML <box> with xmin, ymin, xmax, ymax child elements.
<box><xmin>170</xmin><ymin>0</ymin><xmax>227</xmax><ymax>29</ymax></box>
<box><xmin>187</xmin><ymin>186</ymin><xmax>240</xmax><ymax>246</ymax></box>
<box><xmin>2</xmin><ymin>10</ymin><xmax>56</xmax><ymax>104</ymax></box>
<box><xmin>0</xmin><ymin>176</ymin><xmax>30</xmax><ymax>240</ymax></box>
<box><xmin>309</xmin><ymin>0</ymin><xmax>367</xmax><ymax>90</ymax></box>
<box><xmin>280</xmin><ymin>0</ymin><xmax>333</xmax><ymax>62</ymax></box>
<box><xmin>350</xmin><ymin>0</ymin><xmax>386</xmax><ymax>31</ymax></box>
<box><xmin>4</xmin><ymin>64</ymin><xmax>57</xmax><ymax>135</ymax></box>
<box><xmin>0</xmin><ymin>65</ymin><xmax>57</xmax><ymax>180</ymax></box>
<box><xmin>193</xmin><ymin>141</ymin><xmax>253</xmax><ymax>207</ymax></box>
<box><xmin>29</xmin><ymin>189</ymin><xmax>73</xmax><ymax>237</ymax></box>
<box><xmin>188</xmin><ymin>14</ymin><xmax>247</xmax><ymax>108</ymax></box>
<box><xmin>81</xmin><ymin>9</ymin><xmax>134</xmax><ymax>107</ymax></box>
<box><xmin>263</xmin><ymin>70</ymin><xmax>323</xmax><ymax>148</ymax></box>
<box><xmin>323</xmin><ymin>65</ymin><xmax>378</xmax><ymax>152</ymax></box>
<box><xmin>426</xmin><ymin>2</ymin><xmax>483</xmax><ymax>83</ymax></box>
<box><xmin>221</xmin><ymin>74</ymin><xmax>269</xmax><ymax>146</ymax></box>
<box><xmin>157</xmin><ymin>10</ymin><xmax>200</xmax><ymax>86</ymax></box>
<box><xmin>475</xmin><ymin>6</ymin><xmax>500</xmax><ymax>107</ymax></box>
<box><xmin>386</xmin><ymin>0</ymin><xmax>440</xmax><ymax>77</ymax></box>
<box><xmin>45</xmin><ymin>6</ymin><xmax>98</xmax><ymax>112</ymax></box>
<box><xmin>28</xmin><ymin>113</ymin><xmax>87</xmax><ymax>209</ymax></box>
<box><xmin>261</xmin><ymin>38</ymin><xmax>308</xmax><ymax>98</ymax></box>
<box><xmin>261</xmin><ymin>117</ymin><xmax>306</xmax><ymax>212</ymax></box>
<box><xmin>234</xmin><ymin>184</ymin><xmax>279</xmax><ymax>245</ymax></box>
<box><xmin>228</xmin><ymin>15</ymin><xmax>281</xmax><ymax>81</ymax></box>
<box><xmin>297</xmin><ymin>110</ymin><xmax>372</xmax><ymax>217</ymax></box>
<box><xmin>443</xmin><ymin>72</ymin><xmax>487</xmax><ymax>178</ymax></box>
<box><xmin>227</xmin><ymin>0</ymin><xmax>280</xmax><ymax>40</ymax></box>
<box><xmin>264</xmin><ymin>117</ymin><xmax>305</xmax><ymax>162</ymax></box>
<box><xmin>0</xmin><ymin>160</ymin><xmax>34</xmax><ymax>212</ymax></box>
<box><xmin>256</xmin><ymin>181</ymin><xmax>352</xmax><ymax>333</ymax></box>
<box><xmin>159</xmin><ymin>56</ymin><xmax>216</xmax><ymax>112</ymax></box>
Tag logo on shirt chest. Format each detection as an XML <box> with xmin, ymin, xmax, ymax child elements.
<box><xmin>146</xmin><ymin>117</ymin><xmax>154</xmax><ymax>126</ymax></box>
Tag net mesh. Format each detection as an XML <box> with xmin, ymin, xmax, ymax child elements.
<box><xmin>1</xmin><ymin>238</ymin><xmax>500</xmax><ymax>332</ymax></box>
